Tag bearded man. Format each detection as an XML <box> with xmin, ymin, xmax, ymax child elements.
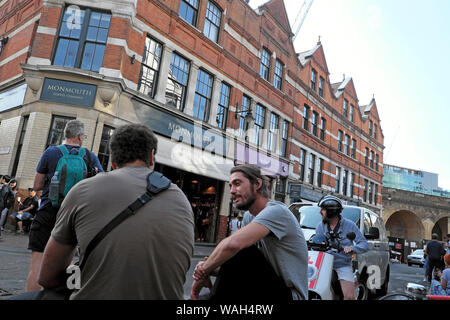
<box><xmin>191</xmin><ymin>164</ymin><xmax>309</xmax><ymax>301</ymax></box>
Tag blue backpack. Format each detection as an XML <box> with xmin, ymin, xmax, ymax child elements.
<box><xmin>49</xmin><ymin>145</ymin><xmax>88</xmax><ymax>208</ymax></box>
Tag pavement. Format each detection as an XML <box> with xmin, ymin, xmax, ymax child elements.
<box><xmin>0</xmin><ymin>228</ymin><xmax>216</xmax><ymax>300</ymax></box>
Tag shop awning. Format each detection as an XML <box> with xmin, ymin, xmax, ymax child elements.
<box><xmin>156</xmin><ymin>135</ymin><xmax>234</xmax><ymax>182</ymax></box>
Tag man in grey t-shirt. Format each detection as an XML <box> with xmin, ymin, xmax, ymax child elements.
<box><xmin>192</xmin><ymin>164</ymin><xmax>308</xmax><ymax>300</ymax></box>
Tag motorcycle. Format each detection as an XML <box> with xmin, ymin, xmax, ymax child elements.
<box><xmin>307</xmin><ymin>232</ymin><xmax>360</xmax><ymax>300</ymax></box>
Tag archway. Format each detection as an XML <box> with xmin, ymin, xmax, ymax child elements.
<box><xmin>385</xmin><ymin>210</ymin><xmax>424</xmax><ymax>242</ymax></box>
<box><xmin>432</xmin><ymin>217</ymin><xmax>449</xmax><ymax>241</ymax></box>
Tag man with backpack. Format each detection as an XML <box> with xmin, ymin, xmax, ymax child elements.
<box><xmin>37</xmin><ymin>124</ymin><xmax>194</xmax><ymax>299</ymax></box>
<box><xmin>26</xmin><ymin>120</ymin><xmax>103</xmax><ymax>291</ymax></box>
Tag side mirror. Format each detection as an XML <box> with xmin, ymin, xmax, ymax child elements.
<box><xmin>365</xmin><ymin>227</ymin><xmax>379</xmax><ymax>240</ymax></box>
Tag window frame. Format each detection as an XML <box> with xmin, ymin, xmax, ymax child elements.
<box><xmin>310</xmin><ymin>68</ymin><xmax>317</xmax><ymax>91</ymax></box>
<box><xmin>179</xmin><ymin>0</ymin><xmax>199</xmax><ymax>26</ymax></box>
<box><xmin>137</xmin><ymin>36</ymin><xmax>163</xmax><ymax>98</ymax></box>
<box><xmin>303</xmin><ymin>105</ymin><xmax>310</xmax><ymax>131</ymax></box>
<box><xmin>344</xmin><ymin>134</ymin><xmax>350</xmax><ymax>156</ymax></box>
<box><xmin>343</xmin><ymin>99</ymin><xmax>348</xmax><ymax>119</ymax></box>
<box><xmin>299</xmin><ymin>148</ymin><xmax>306</xmax><ymax>181</ymax></box>
<box><xmin>337</xmin><ymin>130</ymin><xmax>343</xmax><ymax>152</ymax></box>
<box><xmin>268</xmin><ymin>112</ymin><xmax>279</xmax><ymax>152</ymax></box>
<box><xmin>193</xmin><ymin>68</ymin><xmax>214</xmax><ymax>121</ymax></box>
<box><xmin>203</xmin><ymin>1</ymin><xmax>222</xmax><ymax>43</ymax></box>
<box><xmin>166</xmin><ymin>52</ymin><xmax>191</xmax><ymax>111</ymax></box>
<box><xmin>308</xmin><ymin>153</ymin><xmax>316</xmax><ymax>185</ymax></box>
<box><xmin>274</xmin><ymin>59</ymin><xmax>283</xmax><ymax>90</ymax></box>
<box><xmin>52</xmin><ymin>7</ymin><xmax>112</xmax><ymax>73</ymax></box>
<box><xmin>318</xmin><ymin>76</ymin><xmax>324</xmax><ymax>97</ymax></box>
<box><xmin>239</xmin><ymin>95</ymin><xmax>251</xmax><ymax>137</ymax></box>
<box><xmin>320</xmin><ymin>117</ymin><xmax>326</xmax><ymax>141</ymax></box>
<box><xmin>311</xmin><ymin>111</ymin><xmax>319</xmax><ymax>136</ymax></box>
<box><xmin>281</xmin><ymin>120</ymin><xmax>289</xmax><ymax>157</ymax></box>
<box><xmin>97</xmin><ymin>125</ymin><xmax>115</xmax><ymax>171</ymax></box>
<box><xmin>351</xmin><ymin>138</ymin><xmax>356</xmax><ymax>158</ymax></box>
<box><xmin>216</xmin><ymin>82</ymin><xmax>231</xmax><ymax>130</ymax></box>
<box><xmin>259</xmin><ymin>48</ymin><xmax>271</xmax><ymax>81</ymax></box>
<box><xmin>253</xmin><ymin>104</ymin><xmax>266</xmax><ymax>146</ymax></box>
<box><xmin>317</xmin><ymin>158</ymin><xmax>323</xmax><ymax>187</ymax></box>
<box><xmin>335</xmin><ymin>166</ymin><xmax>341</xmax><ymax>193</ymax></box>
<box><xmin>46</xmin><ymin>115</ymin><xmax>76</xmax><ymax>149</ymax></box>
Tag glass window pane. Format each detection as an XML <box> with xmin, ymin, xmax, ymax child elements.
<box><xmin>97</xmin><ymin>28</ymin><xmax>108</xmax><ymax>43</ymax></box>
<box><xmin>53</xmin><ymin>39</ymin><xmax>69</xmax><ymax>66</ymax></box>
<box><xmin>86</xmin><ymin>26</ymin><xmax>98</xmax><ymax>42</ymax></box>
<box><xmin>100</xmin><ymin>14</ymin><xmax>111</xmax><ymax>28</ymax></box>
<box><xmin>64</xmin><ymin>40</ymin><xmax>79</xmax><ymax>67</ymax></box>
<box><xmin>81</xmin><ymin>42</ymin><xmax>95</xmax><ymax>70</ymax></box>
<box><xmin>91</xmin><ymin>44</ymin><xmax>105</xmax><ymax>72</ymax></box>
<box><xmin>90</xmin><ymin>12</ymin><xmax>101</xmax><ymax>27</ymax></box>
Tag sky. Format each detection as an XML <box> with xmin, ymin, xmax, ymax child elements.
<box><xmin>249</xmin><ymin>0</ymin><xmax>450</xmax><ymax>190</ymax></box>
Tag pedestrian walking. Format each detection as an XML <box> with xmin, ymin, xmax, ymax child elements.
<box><xmin>0</xmin><ymin>179</ymin><xmax>18</xmax><ymax>230</ymax></box>
<box><xmin>191</xmin><ymin>164</ymin><xmax>309</xmax><ymax>301</ymax></box>
<box><xmin>25</xmin><ymin>120</ymin><xmax>103</xmax><ymax>292</ymax></box>
<box><xmin>35</xmin><ymin>123</ymin><xmax>194</xmax><ymax>299</ymax></box>
<box><xmin>425</xmin><ymin>234</ymin><xmax>446</xmax><ymax>283</ymax></box>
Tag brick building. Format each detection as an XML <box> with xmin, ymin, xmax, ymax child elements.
<box><xmin>0</xmin><ymin>0</ymin><xmax>384</xmax><ymax>243</ymax></box>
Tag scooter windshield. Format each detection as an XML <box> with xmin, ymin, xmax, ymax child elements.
<box><xmin>299</xmin><ymin>205</ymin><xmax>361</xmax><ymax>229</ymax></box>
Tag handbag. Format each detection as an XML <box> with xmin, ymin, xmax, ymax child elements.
<box><xmin>36</xmin><ymin>171</ymin><xmax>171</xmax><ymax>300</ymax></box>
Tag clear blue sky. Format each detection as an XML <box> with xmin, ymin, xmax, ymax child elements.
<box><xmin>250</xmin><ymin>0</ymin><xmax>450</xmax><ymax>190</ymax></box>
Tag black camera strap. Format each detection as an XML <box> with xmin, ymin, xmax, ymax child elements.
<box><xmin>78</xmin><ymin>171</ymin><xmax>171</xmax><ymax>271</ymax></box>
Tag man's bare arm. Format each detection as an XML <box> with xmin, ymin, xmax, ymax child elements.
<box><xmin>38</xmin><ymin>237</ymin><xmax>76</xmax><ymax>288</ymax></box>
<box><xmin>33</xmin><ymin>173</ymin><xmax>46</xmax><ymax>192</ymax></box>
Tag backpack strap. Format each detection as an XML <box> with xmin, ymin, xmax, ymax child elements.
<box><xmin>78</xmin><ymin>171</ymin><xmax>171</xmax><ymax>271</ymax></box>
<box><xmin>58</xmin><ymin>145</ymin><xmax>69</xmax><ymax>156</ymax></box>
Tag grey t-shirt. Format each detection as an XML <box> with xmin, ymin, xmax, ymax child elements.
<box><xmin>51</xmin><ymin>166</ymin><xmax>195</xmax><ymax>300</ymax></box>
<box><xmin>243</xmin><ymin>200</ymin><xmax>309</xmax><ymax>300</ymax></box>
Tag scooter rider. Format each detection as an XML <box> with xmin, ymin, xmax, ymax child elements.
<box><xmin>315</xmin><ymin>195</ymin><xmax>369</xmax><ymax>300</ymax></box>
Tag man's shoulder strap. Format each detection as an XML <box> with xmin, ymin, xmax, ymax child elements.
<box><xmin>79</xmin><ymin>171</ymin><xmax>171</xmax><ymax>270</ymax></box>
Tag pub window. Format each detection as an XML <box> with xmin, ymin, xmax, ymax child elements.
<box><xmin>374</xmin><ymin>124</ymin><xmax>378</xmax><ymax>140</ymax></box>
<box><xmin>320</xmin><ymin>117</ymin><xmax>326</xmax><ymax>141</ymax></box>
<box><xmin>303</xmin><ymin>105</ymin><xmax>310</xmax><ymax>131</ymax></box>
<box><xmin>351</xmin><ymin>138</ymin><xmax>356</xmax><ymax>158</ymax></box>
<box><xmin>138</xmin><ymin>37</ymin><xmax>163</xmax><ymax>98</ymax></box>
<box><xmin>239</xmin><ymin>95</ymin><xmax>251</xmax><ymax>137</ymax></box>
<box><xmin>350</xmin><ymin>104</ymin><xmax>354</xmax><ymax>122</ymax></box>
<box><xmin>318</xmin><ymin>76</ymin><xmax>324</xmax><ymax>97</ymax></box>
<box><xmin>343</xmin><ymin>99</ymin><xmax>348</xmax><ymax>119</ymax></box>
<box><xmin>365</xmin><ymin>147</ymin><xmax>369</xmax><ymax>166</ymax></box>
<box><xmin>344</xmin><ymin>134</ymin><xmax>350</xmax><ymax>156</ymax></box>
<box><xmin>179</xmin><ymin>0</ymin><xmax>199</xmax><ymax>26</ymax></box>
<box><xmin>98</xmin><ymin>125</ymin><xmax>114</xmax><ymax>171</ymax></box>
<box><xmin>343</xmin><ymin>170</ymin><xmax>348</xmax><ymax>196</ymax></box>
<box><xmin>216</xmin><ymin>82</ymin><xmax>230</xmax><ymax>129</ymax></box>
<box><xmin>193</xmin><ymin>69</ymin><xmax>213</xmax><ymax>121</ymax></box>
<box><xmin>46</xmin><ymin>115</ymin><xmax>76</xmax><ymax>149</ymax></box>
<box><xmin>310</xmin><ymin>68</ymin><xmax>317</xmax><ymax>91</ymax></box>
<box><xmin>268</xmin><ymin>112</ymin><xmax>279</xmax><ymax>152</ymax></box>
<box><xmin>311</xmin><ymin>111</ymin><xmax>319</xmax><ymax>136</ymax></box>
<box><xmin>350</xmin><ymin>172</ymin><xmax>354</xmax><ymax>197</ymax></box>
<box><xmin>10</xmin><ymin>116</ymin><xmax>29</xmax><ymax>178</ymax></box>
<box><xmin>274</xmin><ymin>59</ymin><xmax>283</xmax><ymax>90</ymax></box>
<box><xmin>53</xmin><ymin>7</ymin><xmax>111</xmax><ymax>72</ymax></box>
<box><xmin>281</xmin><ymin>120</ymin><xmax>289</xmax><ymax>157</ymax></box>
<box><xmin>375</xmin><ymin>154</ymin><xmax>379</xmax><ymax>172</ymax></box>
<box><xmin>166</xmin><ymin>52</ymin><xmax>190</xmax><ymax>111</ymax></box>
<box><xmin>335</xmin><ymin>166</ymin><xmax>341</xmax><ymax>193</ymax></box>
<box><xmin>308</xmin><ymin>153</ymin><xmax>315</xmax><ymax>185</ymax></box>
<box><xmin>337</xmin><ymin>130</ymin><xmax>343</xmax><ymax>152</ymax></box>
<box><xmin>370</xmin><ymin>151</ymin><xmax>374</xmax><ymax>169</ymax></box>
<box><xmin>364</xmin><ymin>179</ymin><xmax>369</xmax><ymax>202</ymax></box>
<box><xmin>369</xmin><ymin>120</ymin><xmax>373</xmax><ymax>136</ymax></box>
<box><xmin>260</xmin><ymin>48</ymin><xmax>270</xmax><ymax>81</ymax></box>
<box><xmin>317</xmin><ymin>158</ymin><xmax>324</xmax><ymax>187</ymax></box>
<box><xmin>299</xmin><ymin>149</ymin><xmax>306</xmax><ymax>181</ymax></box>
<box><xmin>253</xmin><ymin>104</ymin><xmax>266</xmax><ymax>146</ymax></box>
<box><xmin>203</xmin><ymin>1</ymin><xmax>222</xmax><ymax>43</ymax></box>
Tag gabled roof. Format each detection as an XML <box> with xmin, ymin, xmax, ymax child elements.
<box><xmin>297</xmin><ymin>41</ymin><xmax>329</xmax><ymax>74</ymax></box>
<box><xmin>361</xmin><ymin>97</ymin><xmax>381</xmax><ymax>121</ymax></box>
<box><xmin>331</xmin><ymin>77</ymin><xmax>358</xmax><ymax>101</ymax></box>
<box><xmin>260</xmin><ymin>0</ymin><xmax>293</xmax><ymax>35</ymax></box>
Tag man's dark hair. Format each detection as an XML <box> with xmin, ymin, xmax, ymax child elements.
<box><xmin>432</xmin><ymin>233</ymin><xmax>439</xmax><ymax>240</ymax></box>
<box><xmin>230</xmin><ymin>164</ymin><xmax>269</xmax><ymax>198</ymax></box>
<box><xmin>109</xmin><ymin>124</ymin><xmax>158</xmax><ymax>168</ymax></box>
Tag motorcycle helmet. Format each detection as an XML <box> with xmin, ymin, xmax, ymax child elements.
<box><xmin>318</xmin><ymin>195</ymin><xmax>343</xmax><ymax>219</ymax></box>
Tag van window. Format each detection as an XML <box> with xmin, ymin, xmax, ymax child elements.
<box><xmin>369</xmin><ymin>212</ymin><xmax>386</xmax><ymax>240</ymax></box>
<box><xmin>363</xmin><ymin>212</ymin><xmax>372</xmax><ymax>235</ymax></box>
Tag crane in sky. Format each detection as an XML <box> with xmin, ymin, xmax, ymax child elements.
<box><xmin>292</xmin><ymin>0</ymin><xmax>314</xmax><ymax>42</ymax></box>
